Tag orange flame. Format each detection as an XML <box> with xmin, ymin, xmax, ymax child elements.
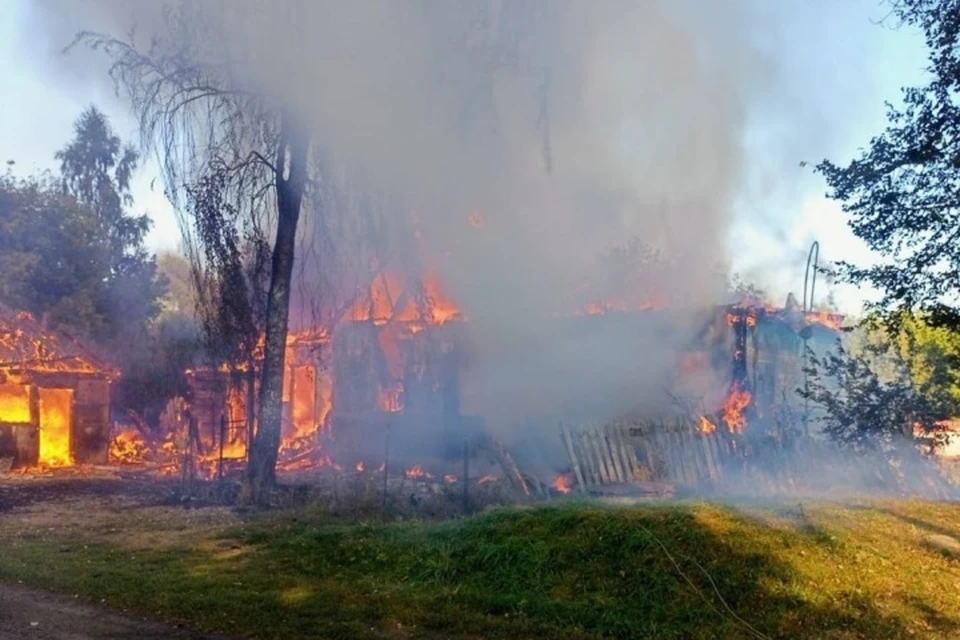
<box><xmin>699</xmin><ymin>416</ymin><xmax>717</xmax><ymax>434</ymax></box>
<box><xmin>477</xmin><ymin>474</ymin><xmax>496</xmax><ymax>484</ymax></box>
<box><xmin>356</xmin><ymin>461</ymin><xmax>365</xmax><ymax>472</ymax></box>
<box><xmin>404</xmin><ymin>464</ymin><xmax>432</xmax><ymax>480</ymax></box>
<box><xmin>805</xmin><ymin>310</ymin><xmax>844</xmax><ymax>331</ymax></box>
<box><xmin>727</xmin><ymin>309</ymin><xmax>757</xmax><ymax>327</ymax></box>
<box><xmin>109</xmin><ymin>428</ymin><xmax>150</xmax><ymax>464</ymax></box>
<box><xmin>37</xmin><ymin>388</ymin><xmax>73</xmax><ymax>467</ymax></box>
<box><xmin>0</xmin><ymin>384</ymin><xmax>31</xmax><ymax>424</ymax></box>
<box><xmin>721</xmin><ymin>385</ymin><xmax>751</xmax><ymax>434</ymax></box>
<box><xmin>552</xmin><ymin>473</ymin><xmax>573</xmax><ymax>494</ymax></box>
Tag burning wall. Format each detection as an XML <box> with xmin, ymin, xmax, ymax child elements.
<box><xmin>0</xmin><ymin>306</ymin><xmax>116</xmax><ymax>468</ymax></box>
<box><xmin>175</xmin><ymin>276</ymin><xmax>845</xmax><ymax>486</ymax></box>
<box><xmin>180</xmin><ymin>265</ymin><xmax>472</xmax><ymax>473</ymax></box>
<box><xmin>693</xmin><ymin>297</ymin><xmax>846</xmax><ymax>439</ymax></box>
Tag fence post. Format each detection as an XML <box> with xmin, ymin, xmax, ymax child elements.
<box><xmin>560</xmin><ymin>423</ymin><xmax>586</xmax><ymax>494</ymax></box>
<box><xmin>381</xmin><ymin>422</ymin><xmax>391</xmax><ymax>521</ymax></box>
<box><xmin>462</xmin><ymin>438</ymin><xmax>470</xmax><ymax>514</ymax></box>
<box><xmin>218</xmin><ymin>413</ymin><xmax>226</xmax><ymax>481</ymax></box>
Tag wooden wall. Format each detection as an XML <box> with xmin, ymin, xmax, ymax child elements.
<box><xmin>0</xmin><ymin>373</ymin><xmax>111</xmax><ymax>467</ymax></box>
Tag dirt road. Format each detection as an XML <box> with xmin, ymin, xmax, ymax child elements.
<box><xmin>0</xmin><ymin>582</ymin><xmax>226</xmax><ymax>639</ymax></box>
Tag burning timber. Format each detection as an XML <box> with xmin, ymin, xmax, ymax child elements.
<box><xmin>142</xmin><ymin>291</ymin><xmax>849</xmax><ymax>496</ymax></box>
<box><xmin>554</xmin><ymin>298</ymin><xmax>956</xmax><ymax>499</ymax></box>
<box><xmin>0</xmin><ymin>307</ymin><xmax>116</xmax><ymax>469</ymax></box>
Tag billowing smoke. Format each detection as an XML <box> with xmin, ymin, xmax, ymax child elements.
<box><xmin>28</xmin><ymin>0</ymin><xmax>799</xmax><ymax>438</ymax></box>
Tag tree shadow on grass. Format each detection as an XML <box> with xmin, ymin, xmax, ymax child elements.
<box><xmin>847</xmin><ymin>503</ymin><xmax>960</xmax><ymax>541</ymax></box>
<box><xmin>203</xmin><ymin>505</ymin><xmax>939</xmax><ymax>639</ymax></box>
<box><xmin>7</xmin><ymin>503</ymin><xmax>955</xmax><ymax>639</ymax></box>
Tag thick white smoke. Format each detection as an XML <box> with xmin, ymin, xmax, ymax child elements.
<box><xmin>27</xmin><ymin>0</ymin><xmax>806</xmax><ymax>436</ymax></box>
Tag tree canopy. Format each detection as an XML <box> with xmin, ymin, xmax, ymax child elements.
<box><xmin>815</xmin><ymin>0</ymin><xmax>960</xmax><ymax>325</ymax></box>
<box><xmin>0</xmin><ymin>107</ymin><xmax>171</xmax><ymax>416</ymax></box>
<box><xmin>0</xmin><ymin>170</ymin><xmax>106</xmax><ymax>330</ymax></box>
<box><xmin>847</xmin><ymin>310</ymin><xmax>960</xmax><ymax>405</ymax></box>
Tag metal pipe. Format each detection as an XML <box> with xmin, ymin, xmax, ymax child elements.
<box><xmin>803</xmin><ymin>241</ymin><xmax>820</xmax><ymax>313</ymax></box>
<box><xmin>801</xmin><ymin>240</ymin><xmax>819</xmax><ymax>437</ymax></box>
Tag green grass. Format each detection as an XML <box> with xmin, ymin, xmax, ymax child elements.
<box><xmin>2</xmin><ymin>499</ymin><xmax>960</xmax><ymax>639</ymax></box>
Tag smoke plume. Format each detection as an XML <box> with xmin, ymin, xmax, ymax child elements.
<box><xmin>29</xmin><ymin>0</ymin><xmax>803</xmax><ymax>436</ymax></box>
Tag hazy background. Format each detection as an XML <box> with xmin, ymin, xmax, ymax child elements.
<box><xmin>0</xmin><ymin>0</ymin><xmax>933</xmax><ymax>435</ymax></box>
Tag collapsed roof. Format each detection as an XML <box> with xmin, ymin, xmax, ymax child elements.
<box><xmin>0</xmin><ymin>306</ymin><xmax>117</xmax><ymax>378</ymax></box>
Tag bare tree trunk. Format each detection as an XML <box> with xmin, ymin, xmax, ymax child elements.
<box><xmin>242</xmin><ymin>114</ymin><xmax>309</xmax><ymax>506</ymax></box>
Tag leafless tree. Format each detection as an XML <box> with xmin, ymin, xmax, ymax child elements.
<box><xmin>73</xmin><ymin>0</ymin><xmax>551</xmax><ymax>505</ymax></box>
<box><xmin>73</xmin><ymin>4</ymin><xmax>308</xmax><ymax>504</ymax></box>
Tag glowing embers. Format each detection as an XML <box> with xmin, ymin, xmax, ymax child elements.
<box><xmin>404</xmin><ymin>464</ymin><xmax>431</xmax><ymax>480</ymax></box>
<box><xmin>38</xmin><ymin>388</ymin><xmax>73</xmax><ymax>467</ymax></box>
<box><xmin>109</xmin><ymin>427</ymin><xmax>150</xmax><ymax>464</ymax></box>
<box><xmin>377</xmin><ymin>382</ymin><xmax>403</xmax><ymax>413</ymax></box>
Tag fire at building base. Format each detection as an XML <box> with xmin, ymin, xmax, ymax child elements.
<box><xmin>5</xmin><ymin>283</ymin><xmax>956</xmax><ymax>505</ymax></box>
<box><xmin>0</xmin><ymin>307</ymin><xmax>116</xmax><ymax>470</ymax></box>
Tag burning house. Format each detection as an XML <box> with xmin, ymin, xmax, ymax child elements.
<box><xmin>177</xmin><ymin>266</ymin><xmax>480</xmax><ymax>475</ymax></box>
<box><xmin>0</xmin><ymin>306</ymin><xmax>117</xmax><ymax>469</ymax></box>
<box><xmin>700</xmin><ymin>293</ymin><xmax>845</xmax><ymax>434</ymax></box>
<box><xmin>171</xmin><ymin>264</ymin><xmax>847</xmax><ymax>490</ymax></box>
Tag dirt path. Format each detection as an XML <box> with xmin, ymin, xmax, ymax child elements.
<box><xmin>0</xmin><ymin>582</ymin><xmax>227</xmax><ymax>639</ymax></box>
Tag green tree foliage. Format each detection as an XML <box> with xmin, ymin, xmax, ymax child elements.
<box><xmin>0</xmin><ymin>170</ymin><xmax>107</xmax><ymax>330</ymax></box>
<box><xmin>848</xmin><ymin>311</ymin><xmax>960</xmax><ymax>405</ymax></box>
<box><xmin>0</xmin><ymin>108</ymin><xmax>173</xmax><ymax>419</ymax></box>
<box><xmin>156</xmin><ymin>251</ymin><xmax>196</xmax><ymax>317</ymax></box>
<box><xmin>815</xmin><ymin>0</ymin><xmax>960</xmax><ymax>324</ymax></box>
<box><xmin>56</xmin><ymin>106</ymin><xmax>166</xmax><ymax>349</ymax></box>
<box><xmin>800</xmin><ymin>340</ymin><xmax>955</xmax><ymax>453</ymax></box>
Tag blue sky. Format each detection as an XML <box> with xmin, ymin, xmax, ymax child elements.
<box><xmin>0</xmin><ymin>0</ymin><xmax>931</xmax><ymax>316</ymax></box>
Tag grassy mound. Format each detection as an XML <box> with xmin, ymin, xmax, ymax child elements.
<box><xmin>1</xmin><ymin>498</ymin><xmax>959</xmax><ymax>638</ymax></box>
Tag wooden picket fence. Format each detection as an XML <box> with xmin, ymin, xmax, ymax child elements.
<box><xmin>557</xmin><ymin>418</ymin><xmax>852</xmax><ymax>495</ymax></box>
<box><xmin>560</xmin><ymin>419</ymin><xmax>726</xmax><ymax>492</ymax></box>
<box><xmin>559</xmin><ymin>422</ymin><xmax>645</xmax><ymax>491</ymax></box>
<box><xmin>559</xmin><ymin>418</ymin><xmax>960</xmax><ymax>498</ymax></box>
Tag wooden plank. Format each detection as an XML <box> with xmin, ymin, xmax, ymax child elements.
<box><xmin>604</xmin><ymin>425</ymin><xmax>625</xmax><ymax>482</ymax></box>
<box><xmin>613</xmin><ymin>427</ymin><xmax>635</xmax><ymax>480</ymax></box>
<box><xmin>701</xmin><ymin>428</ymin><xmax>716</xmax><ymax>482</ymax></box>
<box><xmin>671</xmin><ymin>429</ymin><xmax>684</xmax><ymax>484</ymax></box>
<box><xmin>652</xmin><ymin>429</ymin><xmax>668</xmax><ymax>482</ymax></box>
<box><xmin>687</xmin><ymin>421</ymin><xmax>709</xmax><ymax>486</ymax></box>
<box><xmin>677</xmin><ymin>423</ymin><xmax>692</xmax><ymax>486</ymax></box>
<box><xmin>577</xmin><ymin>431</ymin><xmax>597</xmax><ymax>487</ymax></box>
<box><xmin>676</xmin><ymin>426</ymin><xmax>691</xmax><ymax>486</ymax></box>
<box><xmin>647</xmin><ymin>428</ymin><xmax>662</xmax><ymax>481</ymax></box>
<box><xmin>560</xmin><ymin>424</ymin><xmax>586</xmax><ymax>494</ymax></box>
<box><xmin>625</xmin><ymin>426</ymin><xmax>645</xmax><ymax>480</ymax></box>
<box><xmin>590</xmin><ymin>425</ymin><xmax>612</xmax><ymax>484</ymax></box>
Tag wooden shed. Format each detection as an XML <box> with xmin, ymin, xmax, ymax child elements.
<box><xmin>0</xmin><ymin>307</ymin><xmax>117</xmax><ymax>468</ymax></box>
